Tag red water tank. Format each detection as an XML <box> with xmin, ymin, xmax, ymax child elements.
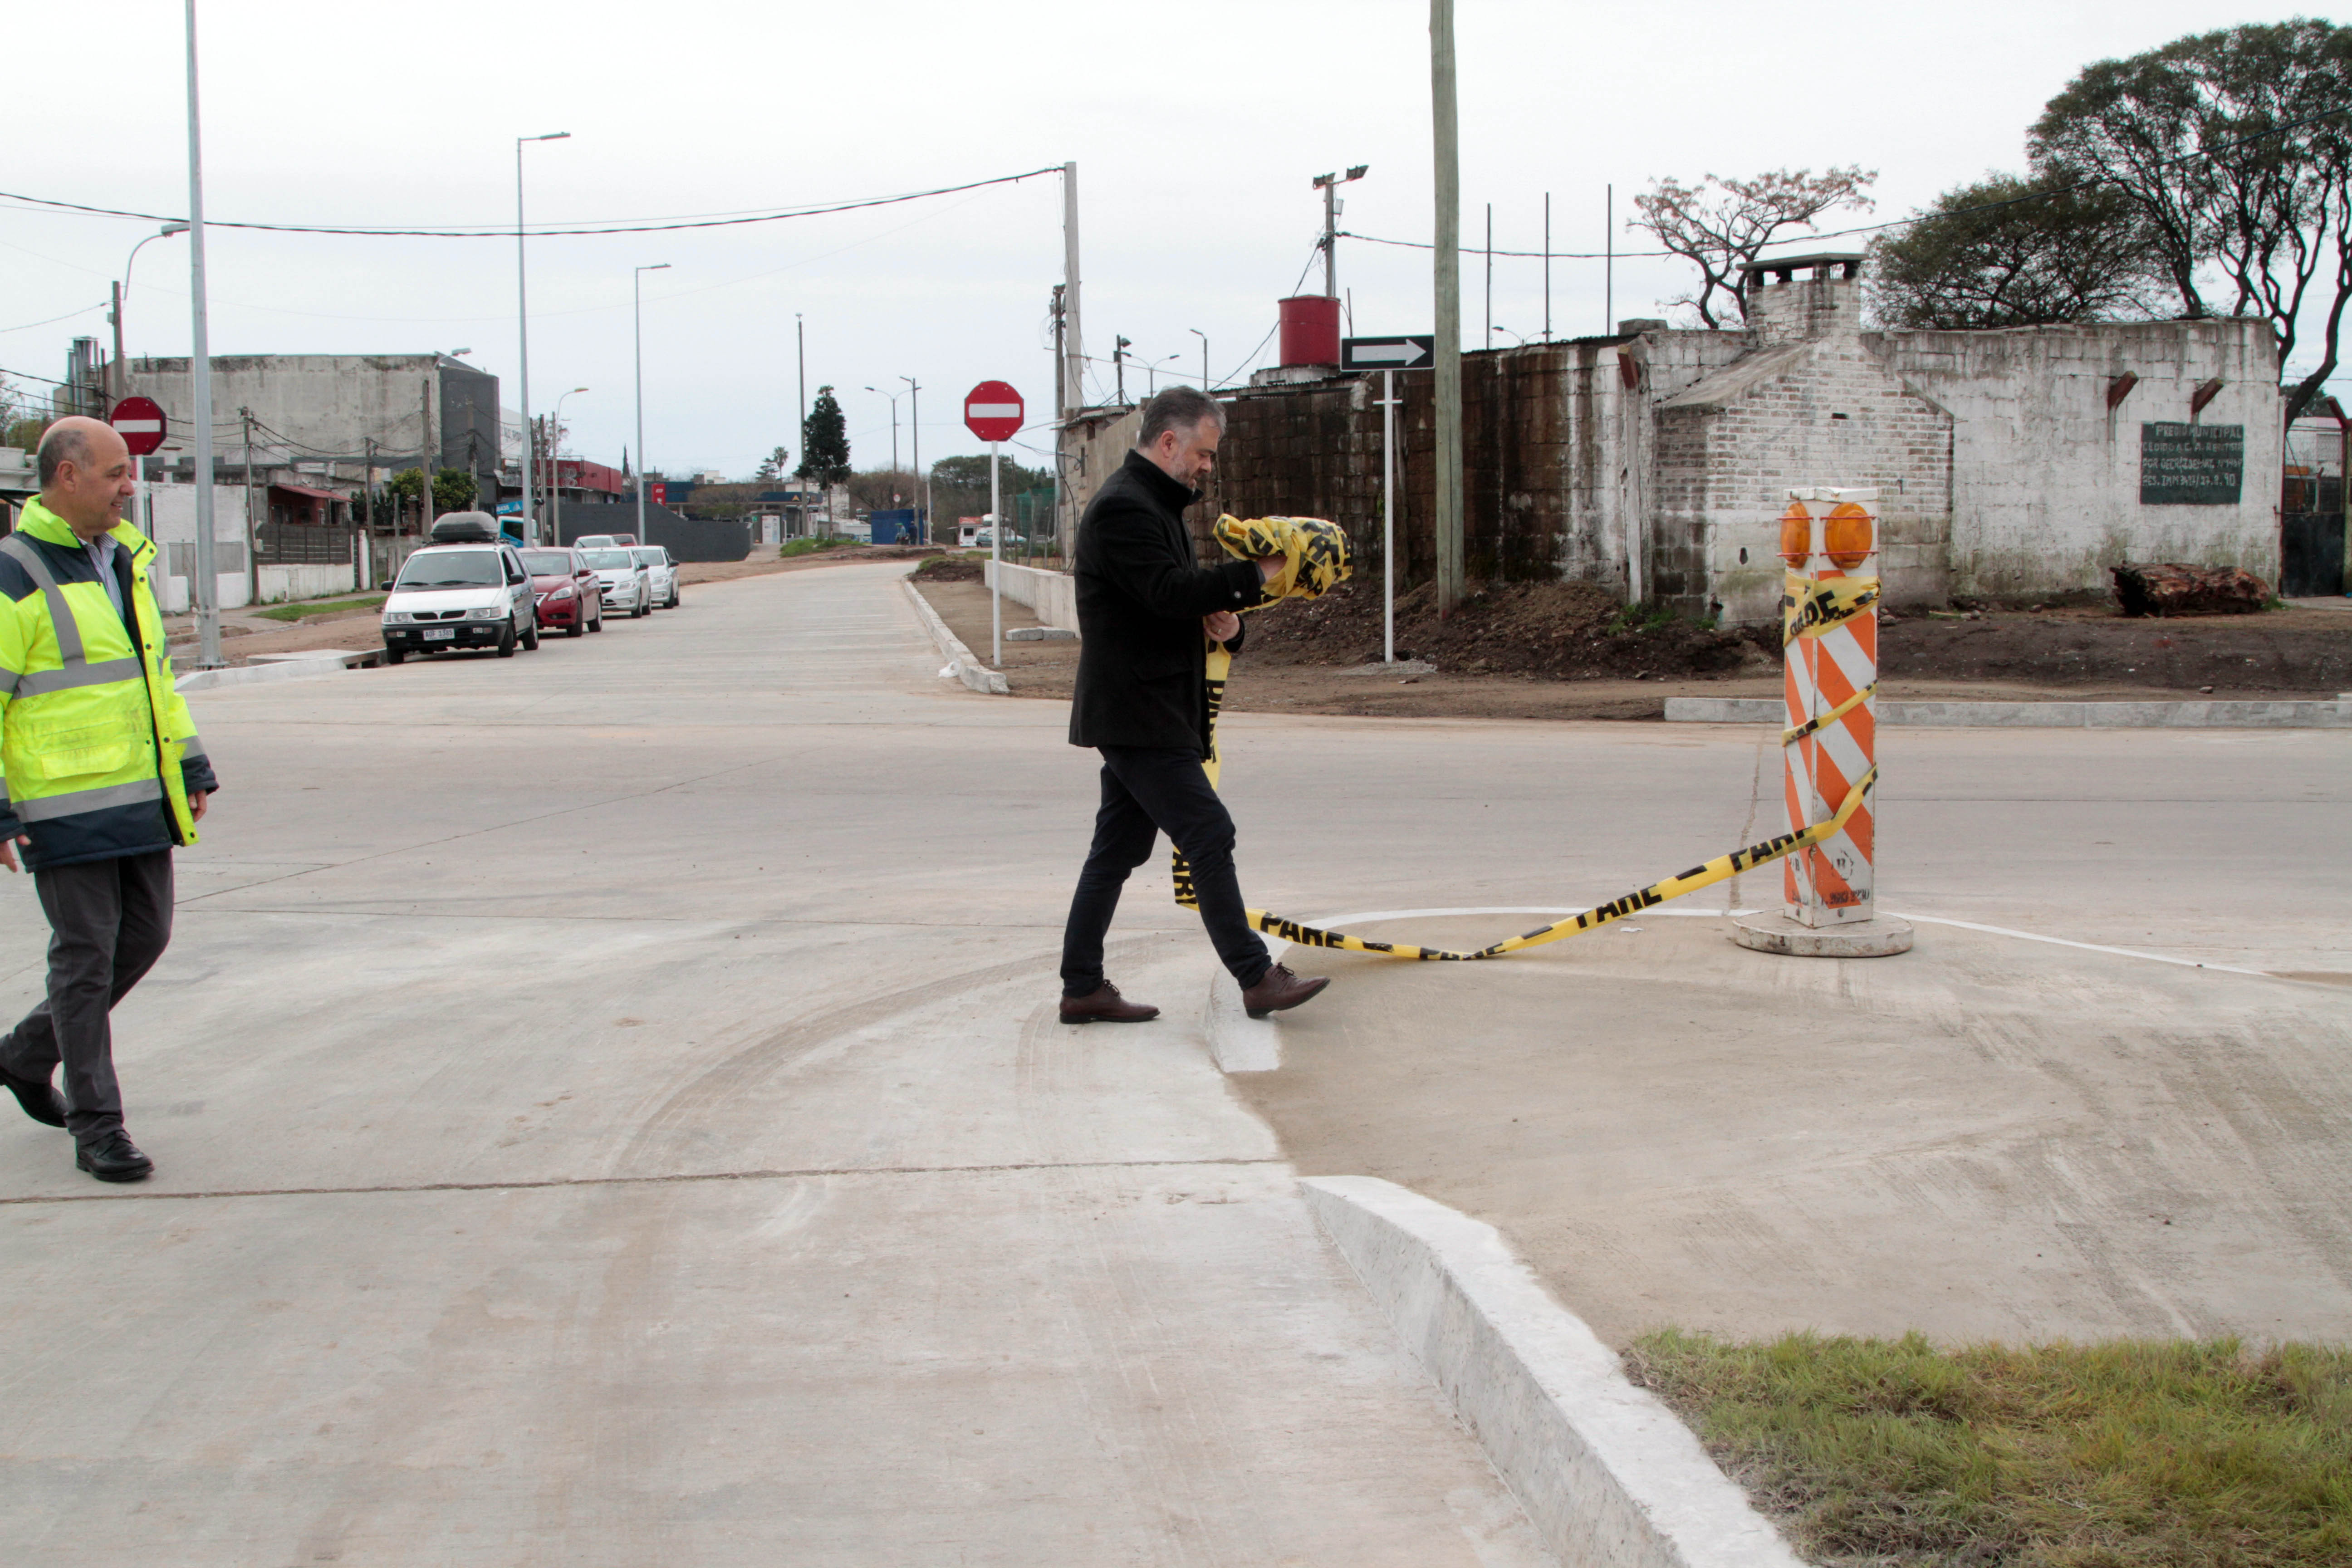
<box><xmin>1278</xmin><ymin>294</ymin><xmax>1341</xmax><ymax>367</ymax></box>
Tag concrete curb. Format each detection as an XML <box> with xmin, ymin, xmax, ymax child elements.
<box><xmin>900</xmin><ymin>576</ymin><xmax>1009</xmax><ymax>696</ymax></box>
<box><xmin>176</xmin><ymin>657</ymin><xmax>357</xmax><ymax>694</ymax></box>
<box><xmin>1301</xmin><ymin>1176</ymin><xmax>1805</xmax><ymax>1568</ymax></box>
<box><xmin>1200</xmin><ymin>967</ymin><xmax>1280</xmax><ymax>1072</ymax></box>
<box><xmin>1666</xmin><ymin>695</ymin><xmax>2350</xmax><ymax>728</ymax></box>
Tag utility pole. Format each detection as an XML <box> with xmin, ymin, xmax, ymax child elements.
<box><xmin>515</xmin><ymin>131</ymin><xmax>570</xmax><ymax>547</ymax></box>
<box><xmin>1485</xmin><ymin>203</ymin><xmax>1494</xmax><ymax>350</ymax></box>
<box><xmin>1051</xmin><ymin>285</ymin><xmax>1066</xmax><ymax>558</ymax></box>
<box><xmin>1062</xmin><ymin>162</ymin><xmax>1083</xmax><ymax>416</ymax></box>
<box><xmin>1189</xmin><ymin>327</ymin><xmax>1207</xmax><ymax>392</ymax></box>
<box><xmin>183</xmin><ymin>0</ymin><xmax>220</xmax><ymax>666</ymax></box>
<box><xmin>635</xmin><ymin>263</ymin><xmax>670</xmax><ymax>549</ymax></box>
<box><xmin>795</xmin><ymin>312</ymin><xmax>807</xmax><ymax>537</ymax></box>
<box><xmin>1606</xmin><ymin>183</ymin><xmax>1614</xmax><ymax>334</ymax></box>
<box><xmin>1312</xmin><ymin>166</ymin><xmax>1367</xmax><ymax>300</ymax></box>
<box><xmin>1431</xmin><ymin>0</ymin><xmax>1464</xmax><ymax>617</ymax></box>
<box><xmin>901</xmin><ymin>375</ymin><xmax>922</xmax><ymax>543</ymax></box>
<box><xmin>1114</xmin><ymin>336</ymin><xmax>1130</xmax><ymax>406</ymax></box>
<box><xmin>109</xmin><ymin>284</ymin><xmax>125</xmax><ymax>407</ymax></box>
<box><xmin>419</xmin><ymin>375</ymin><xmax>434</xmax><ymax>533</ymax></box>
<box><xmin>1543</xmin><ymin>192</ymin><xmax>1552</xmax><ymax>341</ymax></box>
<box><xmin>240</xmin><ymin>406</ymin><xmax>258</xmax><ymax>606</ymax></box>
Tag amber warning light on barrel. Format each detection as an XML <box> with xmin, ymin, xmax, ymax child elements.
<box><xmin>1778</xmin><ymin>499</ymin><xmax>1813</xmax><ymax>565</ymax></box>
<box><xmin>1824</xmin><ymin>501</ymin><xmax>1874</xmax><ymax>569</ymax></box>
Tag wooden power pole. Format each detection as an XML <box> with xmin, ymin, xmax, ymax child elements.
<box><xmin>1431</xmin><ymin>0</ymin><xmax>1464</xmax><ymax>616</ymax></box>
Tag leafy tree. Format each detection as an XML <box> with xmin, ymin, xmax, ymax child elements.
<box><xmin>1867</xmin><ymin>173</ymin><xmax>2166</xmax><ymax>328</ymax></box>
<box><xmin>383</xmin><ymin>467</ymin><xmax>478</xmax><ymax>514</ymax></box>
<box><xmin>2030</xmin><ymin>19</ymin><xmax>2352</xmax><ymax>424</ymax></box>
<box><xmin>1631</xmin><ymin>167</ymin><xmax>1877</xmax><ymax>327</ymax></box>
<box><xmin>755</xmin><ymin>444</ymin><xmax>790</xmax><ymax>484</ymax></box>
<box><xmin>796</xmin><ymin>387</ymin><xmax>850</xmax><ymax>483</ymax></box>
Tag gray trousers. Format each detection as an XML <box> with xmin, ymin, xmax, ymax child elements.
<box><xmin>0</xmin><ymin>851</ymin><xmax>172</xmax><ymax>1141</ymax></box>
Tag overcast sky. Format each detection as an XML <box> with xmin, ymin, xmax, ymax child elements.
<box><xmin>2</xmin><ymin>0</ymin><xmax>2322</xmax><ymax>480</ymax></box>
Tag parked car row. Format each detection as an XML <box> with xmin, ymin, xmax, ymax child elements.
<box><xmin>379</xmin><ymin>514</ymin><xmax>684</xmax><ymax>665</ymax></box>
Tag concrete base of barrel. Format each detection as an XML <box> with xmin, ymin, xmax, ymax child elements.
<box><xmin>1731</xmin><ymin>909</ymin><xmax>1915</xmax><ymax>957</ymax></box>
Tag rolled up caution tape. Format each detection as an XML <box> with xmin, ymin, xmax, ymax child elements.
<box><xmin>1782</xmin><ymin>572</ymin><xmax>1878</xmax><ymax>645</ymax></box>
<box><xmin>1211</xmin><ymin>513</ymin><xmax>1352</xmax><ymax>609</ymax></box>
<box><xmin>1167</xmin><ymin>529</ymin><xmax>1882</xmax><ymax>960</ymax></box>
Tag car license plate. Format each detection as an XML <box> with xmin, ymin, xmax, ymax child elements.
<box><xmin>423</xmin><ymin>628</ymin><xmax>455</xmax><ymax>641</ymax></box>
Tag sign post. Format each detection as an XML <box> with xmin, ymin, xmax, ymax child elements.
<box><xmin>963</xmin><ymin>382</ymin><xmax>1025</xmax><ymax>667</ymax></box>
<box><xmin>1344</xmin><ymin>341</ymin><xmax>1425</xmax><ymax>662</ymax></box>
<box><xmin>109</xmin><ymin>395</ymin><xmax>168</xmax><ymax>597</ymax></box>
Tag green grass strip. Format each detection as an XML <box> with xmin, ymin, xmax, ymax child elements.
<box><xmin>1626</xmin><ymin>1329</ymin><xmax>2352</xmax><ymax>1567</ymax></box>
<box><xmin>252</xmin><ymin>594</ymin><xmax>387</xmax><ymax>623</ymax></box>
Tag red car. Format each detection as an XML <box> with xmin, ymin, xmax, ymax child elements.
<box><xmin>518</xmin><ymin>547</ymin><xmax>604</xmax><ymax>637</ymax></box>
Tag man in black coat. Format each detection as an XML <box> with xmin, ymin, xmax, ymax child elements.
<box><xmin>1058</xmin><ymin>387</ymin><xmax>1330</xmax><ymax>1024</ymax></box>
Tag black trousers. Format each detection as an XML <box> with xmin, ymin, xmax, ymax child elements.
<box><xmin>1061</xmin><ymin>746</ymin><xmax>1269</xmax><ymax>997</ymax></box>
<box><xmin>0</xmin><ymin>850</ymin><xmax>173</xmax><ymax>1142</ymax></box>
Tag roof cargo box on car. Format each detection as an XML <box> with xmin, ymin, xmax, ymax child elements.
<box><xmin>429</xmin><ymin>512</ymin><xmax>502</xmax><ymax>544</ymax></box>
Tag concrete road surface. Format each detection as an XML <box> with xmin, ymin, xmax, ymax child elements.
<box><xmin>2</xmin><ymin>560</ymin><xmax>2344</xmax><ymax>1562</ymax></box>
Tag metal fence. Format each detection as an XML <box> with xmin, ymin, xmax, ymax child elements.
<box><xmin>257</xmin><ymin>522</ymin><xmax>360</xmax><ymax>566</ymax></box>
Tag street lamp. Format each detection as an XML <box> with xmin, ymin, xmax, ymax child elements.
<box><xmin>1187</xmin><ymin>327</ymin><xmax>1207</xmax><ymax>392</ymax></box>
<box><xmin>1140</xmin><ymin>352</ymin><xmax>1179</xmax><ymax>397</ymax></box>
<box><xmin>110</xmin><ymin>222</ymin><xmax>188</xmax><ymax>406</ymax></box>
<box><xmin>633</xmin><ymin>263</ymin><xmax>671</xmax><ymax>546</ymax></box>
<box><xmin>1490</xmin><ymin>323</ymin><xmax>1531</xmax><ymax>347</ymax></box>
<box><xmin>549</xmin><ymin>386</ymin><xmax>587</xmax><ymax>544</ymax></box>
<box><xmin>864</xmin><ymin>385</ymin><xmax>902</xmax><ymax>475</ymax></box>
<box><xmin>515</xmin><ymin>130</ymin><xmax>571</xmax><ymax>545</ymax></box>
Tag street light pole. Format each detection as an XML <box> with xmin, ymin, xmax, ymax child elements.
<box><xmin>864</xmin><ymin>386</ymin><xmax>902</xmax><ymax>477</ymax></box>
<box><xmin>1188</xmin><ymin>327</ymin><xmax>1207</xmax><ymax>391</ymax></box>
<box><xmin>183</xmin><ymin>0</ymin><xmax>220</xmax><ymax>666</ymax></box>
<box><xmin>111</xmin><ymin>223</ymin><xmax>188</xmax><ymax>406</ymax></box>
<box><xmin>900</xmin><ymin>375</ymin><xmax>923</xmax><ymax>544</ymax></box>
<box><xmin>515</xmin><ymin>130</ymin><xmax>570</xmax><ymax>547</ymax></box>
<box><xmin>633</xmin><ymin>263</ymin><xmax>670</xmax><ymax>548</ymax></box>
<box><xmin>549</xmin><ymin>387</ymin><xmax>588</xmax><ymax>544</ymax></box>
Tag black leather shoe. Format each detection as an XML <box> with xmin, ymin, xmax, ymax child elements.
<box><xmin>1060</xmin><ymin>983</ymin><xmax>1161</xmax><ymax>1024</ymax></box>
<box><xmin>75</xmin><ymin>1131</ymin><xmax>153</xmax><ymax>1183</ymax></box>
<box><xmin>1240</xmin><ymin>963</ymin><xmax>1331</xmax><ymax>1018</ymax></box>
<box><xmin>1</xmin><ymin>1063</ymin><xmax>67</xmax><ymax>1128</ymax></box>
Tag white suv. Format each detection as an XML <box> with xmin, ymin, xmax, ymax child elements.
<box><xmin>381</xmin><ymin>543</ymin><xmax>540</xmax><ymax>662</ymax></box>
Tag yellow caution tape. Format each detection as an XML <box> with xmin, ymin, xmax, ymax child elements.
<box><xmin>1783</xmin><ymin>682</ymin><xmax>1876</xmax><ymax>747</ymax></box>
<box><xmin>1782</xmin><ymin>572</ymin><xmax>1878</xmax><ymax>645</ymax></box>
<box><xmin>1174</xmin><ymin>644</ymin><xmax>1878</xmax><ymax>960</ymax></box>
<box><xmin>1212</xmin><ymin>514</ymin><xmax>1351</xmax><ymax>609</ymax></box>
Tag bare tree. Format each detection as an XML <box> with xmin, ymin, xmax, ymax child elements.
<box><xmin>1630</xmin><ymin>167</ymin><xmax>1877</xmax><ymax>328</ymax></box>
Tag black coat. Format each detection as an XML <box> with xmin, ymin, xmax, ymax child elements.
<box><xmin>1068</xmin><ymin>450</ymin><xmax>1262</xmax><ymax>755</ymax></box>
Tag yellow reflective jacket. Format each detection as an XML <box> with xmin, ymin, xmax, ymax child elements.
<box><xmin>0</xmin><ymin>497</ymin><xmax>216</xmax><ymax>869</ymax></box>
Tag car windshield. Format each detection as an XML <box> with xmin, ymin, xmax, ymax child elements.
<box><xmin>395</xmin><ymin>551</ymin><xmax>501</xmax><ymax>588</ymax></box>
<box><xmin>519</xmin><ymin>551</ymin><xmax>572</xmax><ymax>575</ymax></box>
<box><xmin>632</xmin><ymin>549</ymin><xmax>662</xmax><ymax>566</ymax></box>
<box><xmin>581</xmin><ymin>549</ymin><xmax>634</xmax><ymax>569</ymax></box>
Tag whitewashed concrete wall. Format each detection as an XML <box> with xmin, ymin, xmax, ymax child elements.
<box><xmin>985</xmin><ymin>559</ymin><xmax>1078</xmax><ymax>631</ymax></box>
<box><xmin>257</xmin><ymin>564</ymin><xmax>357</xmax><ymax>603</ymax></box>
<box><xmin>1874</xmin><ymin>319</ymin><xmax>2280</xmax><ymax>596</ymax></box>
<box><xmin>1652</xmin><ymin>274</ymin><xmax>1955</xmax><ymax>626</ymax></box>
<box><xmin>144</xmin><ymin>481</ymin><xmax>253</xmax><ymax>611</ymax></box>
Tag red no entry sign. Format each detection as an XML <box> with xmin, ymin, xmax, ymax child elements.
<box><xmin>109</xmin><ymin>396</ymin><xmax>167</xmax><ymax>456</ymax></box>
<box><xmin>963</xmin><ymin>382</ymin><xmax>1024</xmax><ymax>443</ymax></box>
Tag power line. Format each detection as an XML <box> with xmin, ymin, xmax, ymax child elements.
<box><xmin>0</xmin><ymin>166</ymin><xmax>1063</xmax><ymax>240</ymax></box>
<box><xmin>0</xmin><ymin>301</ymin><xmax>106</xmax><ymax>335</ymax></box>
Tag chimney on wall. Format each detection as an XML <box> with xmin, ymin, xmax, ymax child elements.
<box><xmin>1737</xmin><ymin>251</ymin><xmax>1863</xmax><ymax>345</ymax></box>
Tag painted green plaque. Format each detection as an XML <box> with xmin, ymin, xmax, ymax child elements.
<box><xmin>2140</xmin><ymin>422</ymin><xmax>2243</xmax><ymax>505</ymax></box>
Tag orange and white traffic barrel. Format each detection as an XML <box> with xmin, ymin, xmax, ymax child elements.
<box><xmin>1777</xmin><ymin>488</ymin><xmax>1882</xmax><ymax>928</ymax></box>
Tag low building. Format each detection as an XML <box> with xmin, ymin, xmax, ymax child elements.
<box><xmin>1064</xmin><ymin>255</ymin><xmax>2297</xmax><ymax>622</ymax></box>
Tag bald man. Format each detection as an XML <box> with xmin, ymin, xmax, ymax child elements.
<box><xmin>0</xmin><ymin>416</ymin><xmax>217</xmax><ymax>1182</ymax></box>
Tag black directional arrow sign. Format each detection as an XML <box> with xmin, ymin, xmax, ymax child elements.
<box><xmin>1341</xmin><ymin>335</ymin><xmax>1435</xmax><ymax>372</ymax></box>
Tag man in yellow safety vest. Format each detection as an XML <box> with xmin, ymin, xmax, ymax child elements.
<box><xmin>0</xmin><ymin>416</ymin><xmax>217</xmax><ymax>1182</ymax></box>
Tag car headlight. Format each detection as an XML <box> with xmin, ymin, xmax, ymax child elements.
<box><xmin>382</xmin><ymin>611</ymin><xmax>410</xmax><ymax>624</ymax></box>
<box><xmin>469</xmin><ymin>604</ymin><xmax>507</xmax><ymax>621</ymax></box>
<box><xmin>548</xmin><ymin>584</ymin><xmax>575</xmax><ymax>600</ymax></box>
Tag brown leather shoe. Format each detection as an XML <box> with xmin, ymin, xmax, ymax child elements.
<box><xmin>1060</xmin><ymin>983</ymin><xmax>1161</xmax><ymax>1025</ymax></box>
<box><xmin>1240</xmin><ymin>963</ymin><xmax>1330</xmax><ymax>1018</ymax></box>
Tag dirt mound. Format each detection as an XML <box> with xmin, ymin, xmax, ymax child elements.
<box><xmin>1245</xmin><ymin>578</ymin><xmax>1772</xmax><ymax>681</ymax></box>
<box><xmin>910</xmin><ymin>554</ymin><xmax>983</xmax><ymax>582</ymax></box>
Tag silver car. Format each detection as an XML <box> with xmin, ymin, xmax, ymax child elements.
<box><xmin>580</xmin><ymin>547</ymin><xmax>652</xmax><ymax>619</ymax></box>
<box><xmin>632</xmin><ymin>546</ymin><xmax>680</xmax><ymax>609</ymax></box>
